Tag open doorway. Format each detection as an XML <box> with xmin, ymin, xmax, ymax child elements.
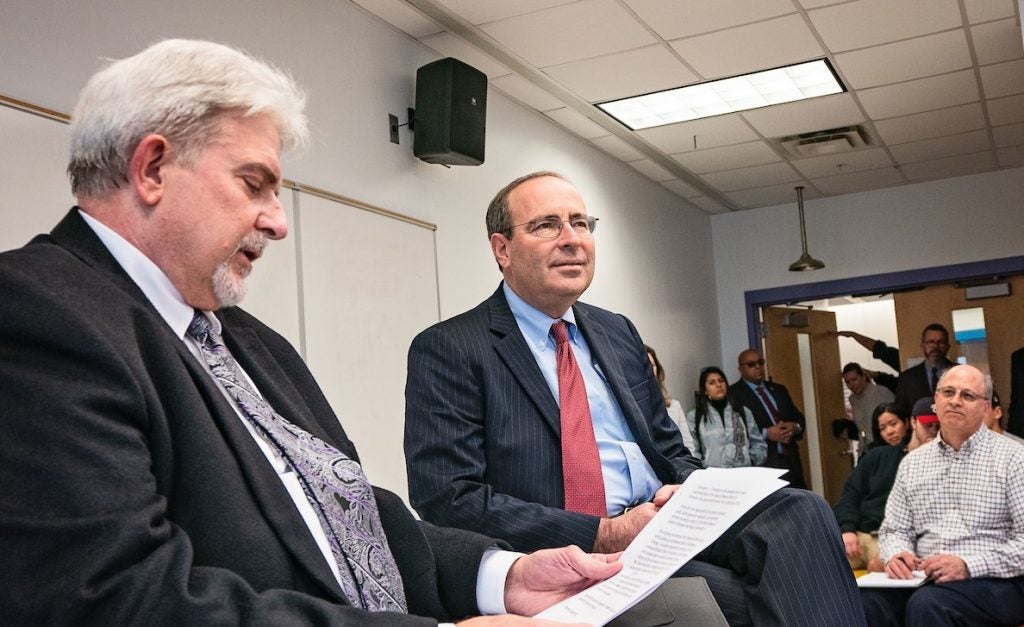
<box><xmin>741</xmin><ymin>255</ymin><xmax>1024</xmax><ymax>503</ymax></box>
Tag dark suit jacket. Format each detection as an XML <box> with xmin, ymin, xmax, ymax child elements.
<box><xmin>894</xmin><ymin>360</ymin><xmax>952</xmax><ymax>417</ymax></box>
<box><xmin>0</xmin><ymin>210</ymin><xmax>490</xmax><ymax>625</ymax></box>
<box><xmin>729</xmin><ymin>380</ymin><xmax>807</xmax><ymax>489</ymax></box>
<box><xmin>1009</xmin><ymin>347</ymin><xmax>1024</xmax><ymax>438</ymax></box>
<box><xmin>405</xmin><ymin>286</ymin><xmax>700</xmax><ymax>553</ymax></box>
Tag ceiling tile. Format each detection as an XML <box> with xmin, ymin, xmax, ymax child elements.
<box><xmin>873</xmin><ymin>103</ymin><xmax>987</xmax><ymax>145</ymax></box>
<box><xmin>996</xmin><ymin>146</ymin><xmax>1024</xmax><ymax>167</ymax></box>
<box><xmin>544</xmin><ymin>107</ymin><xmax>609</xmax><ymax>139</ymax></box>
<box><xmin>790</xmin><ymin>148</ymin><xmax>894</xmax><ymax>178</ymax></box>
<box><xmin>623</xmin><ymin>0</ymin><xmax>797</xmax><ymax>40</ymax></box>
<box><xmin>590</xmin><ymin>134</ymin><xmax>647</xmax><ymax>161</ymax></box>
<box><xmin>479</xmin><ymin>0</ymin><xmax>656</xmax><ymax>67</ymax></box>
<box><xmin>900</xmin><ymin>151</ymin><xmax>998</xmax><ymax>181</ymax></box>
<box><xmin>543</xmin><ymin>45</ymin><xmax>698</xmax><ymax>102</ymax></box>
<box><xmin>661</xmin><ymin>178</ymin><xmax>703</xmax><ymax>198</ymax></box>
<box><xmin>808</xmin><ymin>0</ymin><xmax>962</xmax><ymax>52</ymax></box>
<box><xmin>988</xmin><ymin>94</ymin><xmax>1024</xmax><ymax>126</ymax></box>
<box><xmin>963</xmin><ymin>0</ymin><xmax>1017</xmax><ymax>23</ymax></box>
<box><xmin>834</xmin><ymin>30</ymin><xmax>971</xmax><ymax>89</ymax></box>
<box><xmin>726</xmin><ymin>182</ymin><xmax>811</xmax><ymax>208</ymax></box>
<box><xmin>796</xmin><ymin>0</ymin><xmax>847</xmax><ymax>8</ymax></box>
<box><xmin>628</xmin><ymin>158</ymin><xmax>676</xmax><ymax>182</ymax></box>
<box><xmin>688</xmin><ymin>195</ymin><xmax>733</xmax><ymax>213</ymax></box>
<box><xmin>980</xmin><ymin>58</ymin><xmax>1024</xmax><ymax>99</ymax></box>
<box><xmin>993</xmin><ymin>122</ymin><xmax>1024</xmax><ymax>148</ymax></box>
<box><xmin>858</xmin><ymin>69</ymin><xmax>979</xmax><ymax>120</ymax></box>
<box><xmin>700</xmin><ymin>162</ymin><xmax>802</xmax><ymax>191</ymax></box>
<box><xmin>889</xmin><ymin>129</ymin><xmax>991</xmax><ymax>163</ymax></box>
<box><xmin>972</xmin><ymin>18</ymin><xmax>1024</xmax><ymax>65</ymax></box>
<box><xmin>669</xmin><ymin>14</ymin><xmax>823</xmax><ymax>79</ymax></box>
<box><xmin>672</xmin><ymin>140</ymin><xmax>781</xmax><ymax>173</ymax></box>
<box><xmin>490</xmin><ymin>74</ymin><xmax>565</xmax><ymax>111</ymax></box>
<box><xmin>436</xmin><ymin>0</ymin><xmax>576</xmax><ymax>25</ymax></box>
<box><xmin>742</xmin><ymin>93</ymin><xmax>864</xmax><ymax>138</ymax></box>
<box><xmin>351</xmin><ymin>0</ymin><xmax>443</xmax><ymax>38</ymax></box>
<box><xmin>812</xmin><ymin>166</ymin><xmax>906</xmax><ymax>195</ymax></box>
<box><xmin>637</xmin><ymin>115</ymin><xmax>760</xmax><ymax>153</ymax></box>
<box><xmin>419</xmin><ymin>32</ymin><xmax>512</xmax><ymax>77</ymax></box>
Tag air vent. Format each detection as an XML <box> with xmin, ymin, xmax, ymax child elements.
<box><xmin>776</xmin><ymin>125</ymin><xmax>870</xmax><ymax>159</ymax></box>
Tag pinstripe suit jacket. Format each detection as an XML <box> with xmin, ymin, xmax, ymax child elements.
<box><xmin>404</xmin><ymin>285</ymin><xmax>700</xmax><ymax>552</ymax></box>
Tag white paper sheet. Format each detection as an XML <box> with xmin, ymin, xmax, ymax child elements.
<box><xmin>536</xmin><ymin>467</ymin><xmax>787</xmax><ymax>626</ymax></box>
<box><xmin>856</xmin><ymin>571</ymin><xmax>928</xmax><ymax>588</ymax></box>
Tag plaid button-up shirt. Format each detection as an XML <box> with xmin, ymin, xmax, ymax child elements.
<box><xmin>878</xmin><ymin>426</ymin><xmax>1024</xmax><ymax>578</ymax></box>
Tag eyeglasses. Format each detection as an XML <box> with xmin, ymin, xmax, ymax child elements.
<box><xmin>507</xmin><ymin>216</ymin><xmax>598</xmax><ymax>239</ymax></box>
<box><xmin>935</xmin><ymin>386</ymin><xmax>988</xmax><ymax>403</ymax></box>
<box><xmin>741</xmin><ymin>359</ymin><xmax>765</xmax><ymax>368</ymax></box>
<box><xmin>923</xmin><ymin>339</ymin><xmax>949</xmax><ymax>347</ymax></box>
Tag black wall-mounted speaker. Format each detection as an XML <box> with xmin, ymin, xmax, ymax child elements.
<box><xmin>414</xmin><ymin>57</ymin><xmax>487</xmax><ymax>166</ymax></box>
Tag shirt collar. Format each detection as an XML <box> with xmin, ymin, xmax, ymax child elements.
<box><xmin>502</xmin><ymin>282</ymin><xmax>578</xmax><ymax>351</ymax></box>
<box><xmin>936</xmin><ymin>423</ymin><xmax>989</xmax><ymax>455</ymax></box>
<box><xmin>79</xmin><ymin>208</ymin><xmax>202</xmax><ymax>339</ymax></box>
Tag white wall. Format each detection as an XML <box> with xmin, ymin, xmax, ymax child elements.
<box><xmin>711</xmin><ymin>167</ymin><xmax>1024</xmax><ymax>367</ymax></box>
<box><xmin>0</xmin><ymin>1</ymin><xmax>719</xmax><ymax>462</ymax></box>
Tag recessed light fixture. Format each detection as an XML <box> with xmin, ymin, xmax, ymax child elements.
<box><xmin>597</xmin><ymin>59</ymin><xmax>846</xmax><ymax>131</ymax></box>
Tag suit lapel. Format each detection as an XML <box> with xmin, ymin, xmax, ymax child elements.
<box><xmin>487</xmin><ymin>288</ymin><xmax>561</xmax><ymax>435</ymax></box>
<box><xmin>574</xmin><ymin>306</ymin><xmax>638</xmax><ymax>430</ymax></box>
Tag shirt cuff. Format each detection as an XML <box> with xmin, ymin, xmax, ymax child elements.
<box><xmin>476</xmin><ymin>548</ymin><xmax>526</xmax><ymax>615</ymax></box>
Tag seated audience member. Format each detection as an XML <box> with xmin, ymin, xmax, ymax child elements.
<box><xmin>985</xmin><ymin>390</ymin><xmax>1024</xmax><ymax>446</ymax></box>
<box><xmin>646</xmin><ymin>344</ymin><xmax>697</xmax><ymax>453</ymax></box>
<box><xmin>893</xmin><ymin>323</ymin><xmax>954</xmax><ymax>417</ymax></box>
<box><xmin>0</xmin><ymin>39</ymin><xmax>622</xmax><ymax>625</ymax></box>
<box><xmin>729</xmin><ymin>349</ymin><xmax>808</xmax><ymax>488</ymax></box>
<box><xmin>686</xmin><ymin>367</ymin><xmax>767</xmax><ymax>468</ymax></box>
<box><xmin>405</xmin><ymin>171</ymin><xmax>867</xmax><ymax>626</ymax></box>
<box><xmin>860</xmin><ymin>365</ymin><xmax>1024</xmax><ymax>627</ymax></box>
<box><xmin>834</xmin><ymin>401</ymin><xmax>939</xmax><ymax>572</ymax></box>
<box><xmin>843</xmin><ymin>363</ymin><xmax>896</xmax><ymax>448</ymax></box>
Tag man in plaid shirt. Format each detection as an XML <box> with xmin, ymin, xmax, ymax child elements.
<box><xmin>860</xmin><ymin>364</ymin><xmax>1024</xmax><ymax>626</ymax></box>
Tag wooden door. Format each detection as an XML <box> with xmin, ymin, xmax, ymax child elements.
<box><xmin>762</xmin><ymin>307</ymin><xmax>849</xmax><ymax>504</ymax></box>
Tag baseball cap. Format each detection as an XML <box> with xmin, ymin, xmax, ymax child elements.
<box><xmin>911</xmin><ymin>397</ymin><xmax>939</xmax><ymax>424</ymax></box>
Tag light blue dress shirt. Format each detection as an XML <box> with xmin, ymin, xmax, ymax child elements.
<box><xmin>503</xmin><ymin>284</ymin><xmax>661</xmax><ymax>515</ymax></box>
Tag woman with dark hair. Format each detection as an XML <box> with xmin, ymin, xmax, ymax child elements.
<box><xmin>644</xmin><ymin>345</ymin><xmax>697</xmax><ymax>452</ymax></box>
<box><xmin>685</xmin><ymin>366</ymin><xmax>766</xmax><ymax>467</ymax></box>
<box><xmin>834</xmin><ymin>400</ymin><xmax>940</xmax><ymax>570</ymax></box>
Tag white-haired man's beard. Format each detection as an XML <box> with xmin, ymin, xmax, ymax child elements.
<box><xmin>212</xmin><ymin>232</ymin><xmax>266</xmax><ymax>308</ymax></box>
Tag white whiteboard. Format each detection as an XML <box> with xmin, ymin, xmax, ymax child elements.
<box><xmin>0</xmin><ymin>101</ymin><xmax>440</xmax><ymax>505</ymax></box>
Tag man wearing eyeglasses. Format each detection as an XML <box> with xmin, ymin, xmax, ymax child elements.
<box><xmin>405</xmin><ymin>171</ymin><xmax>867</xmax><ymax>626</ymax></box>
<box><xmin>729</xmin><ymin>349</ymin><xmax>808</xmax><ymax>489</ymax></box>
<box><xmin>894</xmin><ymin>323</ymin><xmax>955</xmax><ymax>417</ymax></box>
<box><xmin>861</xmin><ymin>364</ymin><xmax>1024</xmax><ymax>626</ymax></box>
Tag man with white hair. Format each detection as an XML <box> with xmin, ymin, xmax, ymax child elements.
<box><xmin>860</xmin><ymin>364</ymin><xmax>1024</xmax><ymax>626</ymax></box>
<box><xmin>0</xmin><ymin>39</ymin><xmax>620</xmax><ymax>625</ymax></box>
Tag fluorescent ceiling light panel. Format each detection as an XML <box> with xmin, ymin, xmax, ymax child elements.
<box><xmin>598</xmin><ymin>59</ymin><xmax>845</xmax><ymax>130</ymax></box>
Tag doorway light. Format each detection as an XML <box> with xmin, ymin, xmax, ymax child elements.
<box><xmin>597</xmin><ymin>59</ymin><xmax>845</xmax><ymax>131</ymax></box>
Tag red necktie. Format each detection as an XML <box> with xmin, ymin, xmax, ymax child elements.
<box><xmin>551</xmin><ymin>321</ymin><xmax>606</xmax><ymax>517</ymax></box>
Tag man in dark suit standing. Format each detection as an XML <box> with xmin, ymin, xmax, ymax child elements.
<box><xmin>1007</xmin><ymin>346</ymin><xmax>1024</xmax><ymax>438</ymax></box>
<box><xmin>894</xmin><ymin>323</ymin><xmax>954</xmax><ymax>417</ymax></box>
<box><xmin>0</xmin><ymin>40</ymin><xmax>622</xmax><ymax>625</ymax></box>
<box><xmin>405</xmin><ymin>171</ymin><xmax>866</xmax><ymax>626</ymax></box>
<box><xmin>729</xmin><ymin>349</ymin><xmax>808</xmax><ymax>489</ymax></box>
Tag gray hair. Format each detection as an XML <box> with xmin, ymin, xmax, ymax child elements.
<box><xmin>68</xmin><ymin>39</ymin><xmax>308</xmax><ymax>197</ymax></box>
<box><xmin>485</xmin><ymin>170</ymin><xmax>570</xmax><ymax>238</ymax></box>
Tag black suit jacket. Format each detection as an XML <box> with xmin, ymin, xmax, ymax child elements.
<box><xmin>729</xmin><ymin>380</ymin><xmax>807</xmax><ymax>489</ymax></box>
<box><xmin>894</xmin><ymin>360</ymin><xmax>952</xmax><ymax>417</ymax></box>
<box><xmin>1009</xmin><ymin>347</ymin><xmax>1024</xmax><ymax>438</ymax></box>
<box><xmin>0</xmin><ymin>210</ymin><xmax>490</xmax><ymax>625</ymax></box>
<box><xmin>405</xmin><ymin>286</ymin><xmax>700</xmax><ymax>552</ymax></box>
